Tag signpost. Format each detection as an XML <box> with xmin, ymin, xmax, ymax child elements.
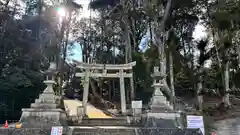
<box><xmin>131</xmin><ymin>101</ymin><xmax>142</xmax><ymax>109</ymax></box>
<box><xmin>51</xmin><ymin>126</ymin><xmax>63</xmax><ymax>135</ymax></box>
<box><xmin>131</xmin><ymin>100</ymin><xmax>142</xmax><ymax>117</ymax></box>
<box><xmin>187</xmin><ymin>115</ymin><xmax>205</xmax><ymax>135</ymax></box>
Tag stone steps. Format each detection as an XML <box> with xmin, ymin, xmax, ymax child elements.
<box><xmin>69</xmin><ymin>127</ymin><xmax>203</xmax><ymax>135</ymax></box>
<box><xmin>0</xmin><ymin>127</ymin><xmax>203</xmax><ymax>135</ymax></box>
<box><xmin>80</xmin><ymin>117</ymin><xmax>130</xmax><ymax>126</ymax></box>
<box><xmin>70</xmin><ymin>127</ymin><xmax>135</xmax><ymax>135</ymax></box>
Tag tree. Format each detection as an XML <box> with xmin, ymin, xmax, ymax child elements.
<box><xmin>199</xmin><ymin>0</ymin><xmax>240</xmax><ymax>107</ymax></box>
<box><xmin>0</xmin><ymin>1</ymin><xmax>48</xmax><ymax>122</ymax></box>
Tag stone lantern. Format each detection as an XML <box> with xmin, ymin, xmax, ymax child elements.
<box><xmin>149</xmin><ymin>66</ymin><xmax>171</xmax><ymax>112</ymax></box>
<box><xmin>142</xmin><ymin>66</ymin><xmax>183</xmax><ymax>128</ymax></box>
<box><xmin>45</xmin><ymin>62</ymin><xmax>57</xmax><ymax>80</ymax></box>
<box><xmin>43</xmin><ymin>62</ymin><xmax>57</xmax><ymax>94</ymax></box>
<box><xmin>19</xmin><ymin>62</ymin><xmax>68</xmax><ymax>128</ymax></box>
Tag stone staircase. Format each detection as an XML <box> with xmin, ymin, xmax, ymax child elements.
<box><xmin>80</xmin><ymin>117</ymin><xmax>130</xmax><ymax>126</ymax></box>
<box><xmin>68</xmin><ymin>127</ymin><xmax>203</xmax><ymax>135</ymax></box>
<box><xmin>0</xmin><ymin>127</ymin><xmax>203</xmax><ymax>135</ymax></box>
<box><xmin>70</xmin><ymin>127</ymin><xmax>135</xmax><ymax>135</ymax></box>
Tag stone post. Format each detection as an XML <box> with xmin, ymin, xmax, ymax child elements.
<box><xmin>119</xmin><ymin>69</ymin><xmax>126</xmax><ymax>113</ymax></box>
<box><xmin>132</xmin><ymin>101</ymin><xmax>142</xmax><ymax>116</ymax></box>
<box><xmin>82</xmin><ymin>69</ymin><xmax>90</xmax><ymax>116</ymax></box>
<box><xmin>132</xmin><ymin>100</ymin><xmax>142</xmax><ymax>123</ymax></box>
<box><xmin>77</xmin><ymin>106</ymin><xmax>84</xmax><ymax>123</ymax></box>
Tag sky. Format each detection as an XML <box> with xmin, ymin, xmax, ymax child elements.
<box><xmin>193</xmin><ymin>22</ymin><xmax>207</xmax><ymax>40</ymax></box>
<box><xmin>66</xmin><ymin>0</ymin><xmax>91</xmax><ymax>63</ymax></box>
<box><xmin>68</xmin><ymin>0</ymin><xmax>207</xmax><ymax>63</ymax></box>
<box><xmin>74</xmin><ymin>0</ymin><xmax>92</xmax><ymax>18</ymax></box>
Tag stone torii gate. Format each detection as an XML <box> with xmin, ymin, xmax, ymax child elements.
<box><xmin>74</xmin><ymin>61</ymin><xmax>136</xmax><ymax>115</ymax></box>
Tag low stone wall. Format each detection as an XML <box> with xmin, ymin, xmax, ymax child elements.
<box><xmin>0</xmin><ymin>127</ymin><xmax>202</xmax><ymax>135</ymax></box>
<box><xmin>137</xmin><ymin>128</ymin><xmax>202</xmax><ymax>135</ymax></box>
<box><xmin>0</xmin><ymin>128</ymin><xmax>69</xmax><ymax>135</ymax></box>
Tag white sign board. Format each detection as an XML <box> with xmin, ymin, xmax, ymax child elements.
<box><xmin>187</xmin><ymin>115</ymin><xmax>204</xmax><ymax>135</ymax></box>
<box><xmin>131</xmin><ymin>100</ymin><xmax>142</xmax><ymax>109</ymax></box>
<box><xmin>51</xmin><ymin>126</ymin><xmax>63</xmax><ymax>135</ymax></box>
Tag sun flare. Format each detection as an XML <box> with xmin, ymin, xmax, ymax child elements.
<box><xmin>56</xmin><ymin>7</ymin><xmax>66</xmax><ymax>17</ymax></box>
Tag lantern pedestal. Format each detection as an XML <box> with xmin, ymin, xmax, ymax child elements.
<box><xmin>19</xmin><ymin>76</ymin><xmax>67</xmax><ymax>127</ymax></box>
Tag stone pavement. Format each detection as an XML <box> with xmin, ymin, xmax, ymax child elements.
<box><xmin>213</xmin><ymin>117</ymin><xmax>240</xmax><ymax>135</ymax></box>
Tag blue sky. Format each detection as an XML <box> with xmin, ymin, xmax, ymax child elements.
<box><xmin>66</xmin><ymin>0</ymin><xmax>90</xmax><ymax>63</ymax></box>
<box><xmin>67</xmin><ymin>43</ymin><xmax>82</xmax><ymax>63</ymax></box>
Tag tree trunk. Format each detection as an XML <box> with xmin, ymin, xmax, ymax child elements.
<box><xmin>237</xmin><ymin>42</ymin><xmax>240</xmax><ymax>68</ymax></box>
<box><xmin>60</xmin><ymin>10</ymin><xmax>73</xmax><ymax>91</ymax></box>
<box><xmin>162</xmin><ymin>80</ymin><xmax>177</xmax><ymax>107</ymax></box>
<box><xmin>90</xmin><ymin>79</ymin><xmax>115</xmax><ymax>109</ymax></box>
<box><xmin>108</xmin><ymin>80</ymin><xmax>112</xmax><ymax>101</ymax></box>
<box><xmin>120</xmin><ymin>17</ymin><xmax>134</xmax><ymax>103</ymax></box>
<box><xmin>155</xmin><ymin>29</ymin><xmax>174</xmax><ymax>106</ymax></box>
<box><xmin>56</xmin><ymin>14</ymin><xmax>67</xmax><ymax>69</ymax></box>
<box><xmin>211</xmin><ymin>26</ymin><xmax>232</xmax><ymax>108</ymax></box>
<box><xmin>169</xmin><ymin>51</ymin><xmax>175</xmax><ymax>97</ymax></box>
<box><xmin>156</xmin><ymin>31</ymin><xmax>166</xmax><ymax>75</ymax></box>
<box><xmin>4</xmin><ymin>0</ymin><xmax>11</xmax><ymax>10</ymax></box>
<box><xmin>223</xmin><ymin>61</ymin><xmax>231</xmax><ymax>107</ymax></box>
<box><xmin>130</xmin><ymin>17</ymin><xmax>137</xmax><ymax>52</ymax></box>
<box><xmin>90</xmin><ymin>79</ymin><xmax>102</xmax><ymax>99</ymax></box>
<box><xmin>197</xmin><ymin>67</ymin><xmax>203</xmax><ymax>111</ymax></box>
<box><xmin>121</xmin><ymin>18</ymin><xmax>132</xmax><ymax>63</ymax></box>
<box><xmin>211</xmin><ymin>27</ymin><xmax>222</xmax><ymax>69</ymax></box>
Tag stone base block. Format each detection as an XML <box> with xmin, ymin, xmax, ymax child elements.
<box><xmin>149</xmin><ymin>105</ymin><xmax>173</xmax><ymax>112</ymax></box>
<box><xmin>145</xmin><ymin>112</ymin><xmax>181</xmax><ymax>119</ymax></box>
<box><xmin>20</xmin><ymin>108</ymin><xmax>67</xmax><ymax>128</ymax></box>
<box><xmin>30</xmin><ymin>103</ymin><xmax>57</xmax><ymax>109</ymax></box>
<box><xmin>81</xmin><ymin>117</ymin><xmax>129</xmax><ymax>126</ymax></box>
<box><xmin>35</xmin><ymin>99</ymin><xmax>55</xmax><ymax>104</ymax></box>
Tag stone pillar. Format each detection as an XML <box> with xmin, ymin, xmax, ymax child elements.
<box><xmin>130</xmin><ymin>76</ymin><xmax>135</xmax><ymax>101</ymax></box>
<box><xmin>77</xmin><ymin>106</ymin><xmax>84</xmax><ymax>123</ymax></box>
<box><xmin>132</xmin><ymin>101</ymin><xmax>142</xmax><ymax>116</ymax></box>
<box><xmin>119</xmin><ymin>69</ymin><xmax>126</xmax><ymax>113</ymax></box>
<box><xmin>83</xmin><ymin>69</ymin><xmax>90</xmax><ymax>116</ymax></box>
<box><xmin>132</xmin><ymin>100</ymin><xmax>142</xmax><ymax>123</ymax></box>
